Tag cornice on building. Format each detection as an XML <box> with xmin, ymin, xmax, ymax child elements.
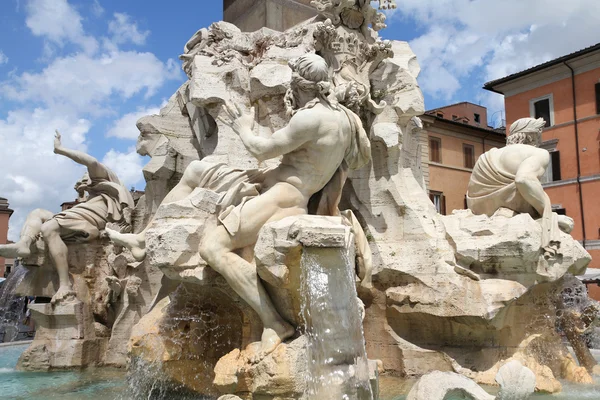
<box><xmin>483</xmin><ymin>42</ymin><xmax>600</xmax><ymax>96</ymax></box>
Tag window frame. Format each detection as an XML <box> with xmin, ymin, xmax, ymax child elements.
<box><xmin>529</xmin><ymin>93</ymin><xmax>554</xmax><ymax>127</ymax></box>
<box><xmin>429</xmin><ymin>136</ymin><xmax>442</xmax><ymax>163</ymax></box>
<box><xmin>429</xmin><ymin>190</ymin><xmax>446</xmax><ymax>215</ymax></box>
<box><xmin>463</xmin><ymin>143</ymin><xmax>475</xmax><ymax>169</ymax></box>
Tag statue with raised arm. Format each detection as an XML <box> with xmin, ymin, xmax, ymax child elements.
<box><xmin>466</xmin><ymin>118</ymin><xmax>574</xmax><ymax>250</ymax></box>
<box><xmin>107</xmin><ymin>53</ymin><xmax>372</xmax><ymax>358</ymax></box>
<box><xmin>0</xmin><ymin>131</ymin><xmax>135</xmax><ymax>304</ymax></box>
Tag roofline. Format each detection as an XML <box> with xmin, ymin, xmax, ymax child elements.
<box><xmin>426</xmin><ymin>101</ymin><xmax>486</xmax><ymax>112</ymax></box>
<box><xmin>483</xmin><ymin>42</ymin><xmax>600</xmax><ymax>93</ymax></box>
<box><xmin>421</xmin><ymin>114</ymin><xmax>506</xmax><ymax>138</ymax></box>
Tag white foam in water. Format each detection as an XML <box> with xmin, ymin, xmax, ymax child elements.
<box><xmin>300</xmin><ymin>247</ymin><xmax>373</xmax><ymax>400</ymax></box>
<box><xmin>0</xmin><ymin>265</ymin><xmax>28</xmax><ymax>343</ymax></box>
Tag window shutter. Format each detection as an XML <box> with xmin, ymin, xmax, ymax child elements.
<box><xmin>551</xmin><ymin>151</ymin><xmax>561</xmax><ymax>181</ymax></box>
<box><xmin>441</xmin><ymin>193</ymin><xmax>446</xmax><ymax>215</ymax></box>
<box><xmin>596</xmin><ymin>83</ymin><xmax>600</xmax><ymax>115</ymax></box>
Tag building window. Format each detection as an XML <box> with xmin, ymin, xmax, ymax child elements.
<box><xmin>463</xmin><ymin>144</ymin><xmax>475</xmax><ymax>169</ymax></box>
<box><xmin>429</xmin><ymin>191</ymin><xmax>446</xmax><ymax>215</ymax></box>
<box><xmin>552</xmin><ymin>205</ymin><xmax>567</xmax><ymax>215</ymax></box>
<box><xmin>540</xmin><ymin>139</ymin><xmax>561</xmax><ymax>183</ymax></box>
<box><xmin>474</xmin><ymin>113</ymin><xmax>481</xmax><ymax>124</ymax></box>
<box><xmin>436</xmin><ymin>112</ymin><xmax>443</xmax><ymax>118</ymax></box>
<box><xmin>596</xmin><ymin>82</ymin><xmax>600</xmax><ymax>115</ymax></box>
<box><xmin>429</xmin><ymin>137</ymin><xmax>441</xmax><ymax>163</ymax></box>
<box><xmin>529</xmin><ymin>94</ymin><xmax>554</xmax><ymax>127</ymax></box>
<box><xmin>452</xmin><ymin>115</ymin><xmax>458</xmax><ymax>121</ymax></box>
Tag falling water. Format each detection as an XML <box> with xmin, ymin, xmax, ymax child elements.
<box><xmin>300</xmin><ymin>247</ymin><xmax>373</xmax><ymax>400</ymax></box>
<box><xmin>0</xmin><ymin>265</ymin><xmax>28</xmax><ymax>342</ymax></box>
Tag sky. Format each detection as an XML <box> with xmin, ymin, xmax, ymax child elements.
<box><xmin>1</xmin><ymin>0</ymin><xmax>599</xmax><ymax>240</ymax></box>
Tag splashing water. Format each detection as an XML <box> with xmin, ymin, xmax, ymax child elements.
<box><xmin>0</xmin><ymin>265</ymin><xmax>28</xmax><ymax>342</ymax></box>
<box><xmin>300</xmin><ymin>247</ymin><xmax>373</xmax><ymax>399</ymax></box>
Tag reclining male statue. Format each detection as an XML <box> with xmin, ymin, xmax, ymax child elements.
<box><xmin>106</xmin><ymin>53</ymin><xmax>372</xmax><ymax>359</ymax></box>
<box><xmin>0</xmin><ymin>131</ymin><xmax>135</xmax><ymax>304</ymax></box>
<box><xmin>467</xmin><ymin>117</ymin><xmax>573</xmax><ymax>252</ymax></box>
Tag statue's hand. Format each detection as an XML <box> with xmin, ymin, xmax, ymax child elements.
<box><xmin>53</xmin><ymin>130</ymin><xmax>62</xmax><ymax>153</ymax></box>
<box><xmin>219</xmin><ymin>102</ymin><xmax>255</xmax><ymax>135</ymax></box>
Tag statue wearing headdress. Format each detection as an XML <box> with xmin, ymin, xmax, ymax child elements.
<box><xmin>467</xmin><ymin>118</ymin><xmax>574</xmax><ymax>251</ymax></box>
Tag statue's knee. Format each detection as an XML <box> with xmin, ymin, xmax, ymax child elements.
<box><xmin>183</xmin><ymin>160</ymin><xmax>210</xmax><ymax>186</ymax></box>
<box><xmin>40</xmin><ymin>220</ymin><xmax>59</xmax><ymax>238</ymax></box>
<box><xmin>199</xmin><ymin>239</ymin><xmax>223</xmax><ymax>271</ymax></box>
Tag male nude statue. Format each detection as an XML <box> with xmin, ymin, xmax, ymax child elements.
<box><xmin>0</xmin><ymin>132</ymin><xmax>135</xmax><ymax>304</ymax></box>
<box><xmin>107</xmin><ymin>53</ymin><xmax>371</xmax><ymax>358</ymax></box>
<box><xmin>467</xmin><ymin>117</ymin><xmax>573</xmax><ymax>251</ymax></box>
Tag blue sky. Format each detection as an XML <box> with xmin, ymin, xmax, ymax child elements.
<box><xmin>1</xmin><ymin>0</ymin><xmax>599</xmax><ymax>239</ymax></box>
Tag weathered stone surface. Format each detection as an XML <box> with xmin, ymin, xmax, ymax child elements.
<box><xmin>443</xmin><ymin>208</ymin><xmax>590</xmax><ymax>283</ymax></box>
<box><xmin>495</xmin><ymin>360</ymin><xmax>536</xmax><ymax>400</ymax></box>
<box><xmin>406</xmin><ymin>371</ymin><xmax>495</xmax><ymax>400</ymax></box>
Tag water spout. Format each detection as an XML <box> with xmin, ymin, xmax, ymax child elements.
<box><xmin>300</xmin><ymin>247</ymin><xmax>373</xmax><ymax>399</ymax></box>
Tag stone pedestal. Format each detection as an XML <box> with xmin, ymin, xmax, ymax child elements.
<box><xmin>224</xmin><ymin>0</ymin><xmax>317</xmax><ymax>32</ymax></box>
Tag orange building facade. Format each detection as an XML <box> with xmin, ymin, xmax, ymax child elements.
<box><xmin>485</xmin><ymin>43</ymin><xmax>600</xmax><ymax>269</ymax></box>
<box><xmin>0</xmin><ymin>198</ymin><xmax>14</xmax><ymax>277</ymax></box>
<box><xmin>422</xmin><ymin>102</ymin><xmax>506</xmax><ymax>214</ymax></box>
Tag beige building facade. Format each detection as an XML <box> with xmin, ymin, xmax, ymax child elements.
<box><xmin>0</xmin><ymin>198</ymin><xmax>14</xmax><ymax>277</ymax></box>
<box><xmin>422</xmin><ymin>103</ymin><xmax>506</xmax><ymax>215</ymax></box>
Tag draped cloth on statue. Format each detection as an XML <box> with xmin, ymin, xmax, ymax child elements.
<box><xmin>205</xmin><ymin>102</ymin><xmax>372</xmax><ymax>237</ymax></box>
<box><xmin>466</xmin><ymin>147</ymin><xmax>559</xmax><ymax>246</ymax></box>
<box><xmin>466</xmin><ymin>148</ymin><xmax>537</xmax><ymax>217</ymax></box>
<box><xmin>53</xmin><ymin>167</ymin><xmax>135</xmax><ymax>242</ymax></box>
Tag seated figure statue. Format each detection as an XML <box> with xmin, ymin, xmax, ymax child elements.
<box><xmin>467</xmin><ymin>117</ymin><xmax>573</xmax><ymax>251</ymax></box>
<box><xmin>107</xmin><ymin>53</ymin><xmax>372</xmax><ymax>358</ymax></box>
<box><xmin>0</xmin><ymin>132</ymin><xmax>134</xmax><ymax>304</ymax></box>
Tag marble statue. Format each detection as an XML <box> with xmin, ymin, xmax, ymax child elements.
<box><xmin>467</xmin><ymin>118</ymin><xmax>573</xmax><ymax>251</ymax></box>
<box><xmin>108</xmin><ymin>53</ymin><xmax>371</xmax><ymax>359</ymax></box>
<box><xmin>0</xmin><ymin>131</ymin><xmax>134</xmax><ymax>304</ymax></box>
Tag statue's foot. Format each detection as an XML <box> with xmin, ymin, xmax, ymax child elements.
<box><xmin>251</xmin><ymin>322</ymin><xmax>295</xmax><ymax>364</ymax></box>
<box><xmin>558</xmin><ymin>215</ymin><xmax>575</xmax><ymax>234</ymax></box>
<box><xmin>0</xmin><ymin>242</ymin><xmax>31</xmax><ymax>258</ymax></box>
<box><xmin>51</xmin><ymin>286</ymin><xmax>76</xmax><ymax>305</ymax></box>
<box><xmin>105</xmin><ymin>228</ymin><xmax>146</xmax><ymax>261</ymax></box>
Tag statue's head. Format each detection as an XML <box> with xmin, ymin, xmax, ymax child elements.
<box><xmin>507</xmin><ymin>118</ymin><xmax>545</xmax><ymax>146</ymax></box>
<box><xmin>136</xmin><ymin>117</ymin><xmax>162</xmax><ymax>157</ymax></box>
<box><xmin>285</xmin><ymin>53</ymin><xmax>332</xmax><ymax>116</ymax></box>
<box><xmin>74</xmin><ymin>172</ymin><xmax>91</xmax><ymax>198</ymax></box>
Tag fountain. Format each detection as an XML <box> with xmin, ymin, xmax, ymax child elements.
<box><xmin>0</xmin><ymin>1</ymin><xmax>597</xmax><ymax>399</ymax></box>
<box><xmin>0</xmin><ymin>265</ymin><xmax>28</xmax><ymax>342</ymax></box>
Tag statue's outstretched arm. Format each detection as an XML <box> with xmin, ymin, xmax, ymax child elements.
<box><xmin>514</xmin><ymin>151</ymin><xmax>554</xmax><ymax>246</ymax></box>
<box><xmin>220</xmin><ymin>103</ymin><xmax>316</xmax><ymax>162</ymax></box>
<box><xmin>514</xmin><ymin>151</ymin><xmax>550</xmax><ymax>217</ymax></box>
<box><xmin>53</xmin><ymin>130</ymin><xmax>109</xmax><ymax>179</ymax></box>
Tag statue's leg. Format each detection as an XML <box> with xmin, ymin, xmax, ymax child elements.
<box><xmin>199</xmin><ymin>183</ymin><xmax>304</xmax><ymax>359</ymax></box>
<box><xmin>40</xmin><ymin>219</ymin><xmax>75</xmax><ymax>304</ymax></box>
<box><xmin>107</xmin><ymin>159</ymin><xmax>213</xmax><ymax>260</ymax></box>
<box><xmin>105</xmin><ymin>160</ymin><xmax>213</xmax><ymax>261</ymax></box>
<box><xmin>0</xmin><ymin>209</ymin><xmax>54</xmax><ymax>258</ymax></box>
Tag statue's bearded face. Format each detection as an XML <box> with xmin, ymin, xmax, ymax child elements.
<box><xmin>136</xmin><ymin>130</ymin><xmax>161</xmax><ymax>156</ymax></box>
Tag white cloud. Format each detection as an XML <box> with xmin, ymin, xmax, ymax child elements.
<box><xmin>0</xmin><ymin>51</ymin><xmax>8</xmax><ymax>65</ymax></box>
<box><xmin>102</xmin><ymin>148</ymin><xmax>145</xmax><ymax>189</ymax></box>
<box><xmin>107</xmin><ymin>104</ymin><xmax>162</xmax><ymax>140</ymax></box>
<box><xmin>91</xmin><ymin>0</ymin><xmax>104</xmax><ymax>17</ymax></box>
<box><xmin>25</xmin><ymin>0</ymin><xmax>98</xmax><ymax>55</ymax></box>
<box><xmin>2</xmin><ymin>52</ymin><xmax>180</xmax><ymax>115</ymax></box>
<box><xmin>108</xmin><ymin>12</ymin><xmax>150</xmax><ymax>46</ymax></box>
<box><xmin>0</xmin><ymin>108</ymin><xmax>91</xmax><ymax>240</ymax></box>
<box><xmin>1</xmin><ymin>2</ymin><xmax>180</xmax><ymax>239</ymax></box>
<box><xmin>390</xmin><ymin>0</ymin><xmax>600</xmax><ymax>120</ymax></box>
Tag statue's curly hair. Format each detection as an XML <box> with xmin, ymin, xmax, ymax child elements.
<box><xmin>507</xmin><ymin>117</ymin><xmax>545</xmax><ymax>146</ymax></box>
<box><xmin>284</xmin><ymin>53</ymin><xmax>333</xmax><ymax>116</ymax></box>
